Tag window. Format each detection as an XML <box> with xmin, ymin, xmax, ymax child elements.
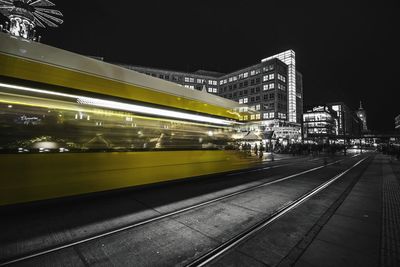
<box><xmin>256</xmin><ymin>104</ymin><xmax>261</xmax><ymax>110</ymax></box>
<box><xmin>159</xmin><ymin>74</ymin><xmax>164</xmax><ymax>79</ymax></box>
<box><xmin>244</xmin><ymin>72</ymin><xmax>248</xmax><ymax>78</ymax></box>
<box><xmin>250</xmin><ymin>70</ymin><xmax>255</xmax><ymax>76</ymax></box>
<box><xmin>269</xmin><ymin>73</ymin><xmax>274</xmax><ymax>80</ymax></box>
<box><xmin>189</xmin><ymin>77</ymin><xmax>194</xmax><ymax>83</ymax></box>
<box><xmin>239</xmin><ymin>99</ymin><xmax>243</xmax><ymax>104</ymax></box>
<box><xmin>250</xmin><ymin>114</ymin><xmax>255</xmax><ymax>120</ymax></box>
<box><xmin>263</xmin><ymin>113</ymin><xmax>269</xmax><ymax>119</ymax></box>
<box><xmin>251</xmin><ymin>97</ymin><xmax>255</xmax><ymax>102</ymax></box>
<box><xmin>165</xmin><ymin>75</ymin><xmax>169</xmax><ymax>80</ymax></box>
<box><xmin>269</xmin><ymin>93</ymin><xmax>275</xmax><ymax>99</ymax></box>
<box><xmin>263</xmin><ymin>75</ymin><xmax>269</xmax><ymax>82</ymax></box>
<box><xmin>256</xmin><ymin>114</ymin><xmax>261</xmax><ymax>119</ymax></box>
<box><xmin>244</xmin><ymin>90</ymin><xmax>248</xmax><ymax>95</ymax></box>
<box><xmin>243</xmin><ymin>98</ymin><xmax>248</xmax><ymax>103</ymax></box>
<box><xmin>278</xmin><ymin>74</ymin><xmax>286</xmax><ymax>83</ymax></box>
<box><xmin>256</xmin><ymin>96</ymin><xmax>260</xmax><ymax>101</ymax></box>
<box><xmin>244</xmin><ymin>81</ymin><xmax>248</xmax><ymax>87</ymax></box>
<box><xmin>197</xmin><ymin>78</ymin><xmax>204</xmax><ymax>84</ymax></box>
<box><xmin>269</xmin><ymin>83</ymin><xmax>275</xmax><ymax>89</ymax></box>
<box><xmin>263</xmin><ymin>94</ymin><xmax>268</xmax><ymax>100</ymax></box>
<box><xmin>213</xmin><ymin>88</ymin><xmax>218</xmax><ymax>93</ymax></box>
<box><xmin>263</xmin><ymin>84</ymin><xmax>268</xmax><ymax>91</ymax></box>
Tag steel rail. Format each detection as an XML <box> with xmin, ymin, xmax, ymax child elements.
<box><xmin>0</xmin><ymin>156</ymin><xmax>352</xmax><ymax>266</ymax></box>
<box><xmin>186</xmin><ymin>157</ymin><xmax>367</xmax><ymax>267</ymax></box>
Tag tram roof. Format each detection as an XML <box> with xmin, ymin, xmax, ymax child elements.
<box><xmin>0</xmin><ymin>33</ymin><xmax>242</xmax><ymax>120</ymax></box>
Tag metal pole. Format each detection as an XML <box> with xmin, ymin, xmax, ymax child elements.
<box><xmin>342</xmin><ymin>108</ymin><xmax>347</xmax><ymax>156</ymax></box>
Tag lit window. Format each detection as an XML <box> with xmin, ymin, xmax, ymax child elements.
<box><xmin>208</xmin><ymin>88</ymin><xmax>213</xmax><ymax>92</ymax></box>
<box><xmin>184</xmin><ymin>77</ymin><xmax>189</xmax><ymax>82</ymax></box>
<box><xmin>256</xmin><ymin>114</ymin><xmax>260</xmax><ymax>119</ymax></box>
<box><xmin>269</xmin><ymin>83</ymin><xmax>275</xmax><ymax>89</ymax></box>
<box><xmin>213</xmin><ymin>88</ymin><xmax>218</xmax><ymax>93</ymax></box>
<box><xmin>269</xmin><ymin>73</ymin><xmax>274</xmax><ymax>80</ymax></box>
<box><xmin>263</xmin><ymin>113</ymin><xmax>269</xmax><ymax>119</ymax></box>
<box><xmin>239</xmin><ymin>99</ymin><xmax>243</xmax><ymax>104</ymax></box>
<box><xmin>244</xmin><ymin>72</ymin><xmax>248</xmax><ymax>78</ymax></box>
<box><xmin>243</xmin><ymin>98</ymin><xmax>248</xmax><ymax>103</ymax></box>
<box><xmin>250</xmin><ymin>70</ymin><xmax>255</xmax><ymax>76</ymax></box>
<box><xmin>197</xmin><ymin>79</ymin><xmax>204</xmax><ymax>84</ymax></box>
<box><xmin>263</xmin><ymin>84</ymin><xmax>268</xmax><ymax>91</ymax></box>
<box><xmin>250</xmin><ymin>114</ymin><xmax>255</xmax><ymax>120</ymax></box>
<box><xmin>263</xmin><ymin>75</ymin><xmax>269</xmax><ymax>82</ymax></box>
<box><xmin>256</xmin><ymin>104</ymin><xmax>261</xmax><ymax>110</ymax></box>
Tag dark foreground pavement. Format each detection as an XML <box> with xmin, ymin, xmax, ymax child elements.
<box><xmin>293</xmin><ymin>154</ymin><xmax>400</xmax><ymax>267</ymax></box>
<box><xmin>1</xmin><ymin>154</ymin><xmax>399</xmax><ymax>266</ymax></box>
<box><xmin>211</xmin><ymin>154</ymin><xmax>399</xmax><ymax>267</ymax></box>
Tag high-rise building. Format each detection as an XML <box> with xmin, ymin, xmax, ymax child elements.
<box><xmin>356</xmin><ymin>101</ymin><xmax>368</xmax><ymax>132</ymax></box>
<box><xmin>116</xmin><ymin>50</ymin><xmax>303</xmax><ymax>141</ymax></box>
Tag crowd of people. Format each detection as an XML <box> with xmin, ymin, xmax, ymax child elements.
<box><xmin>239</xmin><ymin>142</ymin><xmax>348</xmax><ymax>158</ymax></box>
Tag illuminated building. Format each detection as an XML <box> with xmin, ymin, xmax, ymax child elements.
<box><xmin>0</xmin><ymin>0</ymin><xmax>63</xmax><ymax>41</ymax></box>
<box><xmin>327</xmin><ymin>102</ymin><xmax>362</xmax><ymax>138</ymax></box>
<box><xmin>303</xmin><ymin>105</ymin><xmax>338</xmax><ymax>142</ymax></box>
<box><xmin>118</xmin><ymin>50</ymin><xmax>303</xmax><ymax>142</ymax></box>
<box><xmin>356</xmin><ymin>101</ymin><xmax>368</xmax><ymax>132</ymax></box>
<box><xmin>395</xmin><ymin>115</ymin><xmax>400</xmax><ymax>130</ymax></box>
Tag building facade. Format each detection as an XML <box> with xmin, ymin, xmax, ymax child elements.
<box><xmin>116</xmin><ymin>50</ymin><xmax>303</xmax><ymax>141</ymax></box>
<box><xmin>395</xmin><ymin>114</ymin><xmax>400</xmax><ymax>130</ymax></box>
<box><xmin>327</xmin><ymin>102</ymin><xmax>362</xmax><ymax>138</ymax></box>
<box><xmin>303</xmin><ymin>105</ymin><xmax>338</xmax><ymax>142</ymax></box>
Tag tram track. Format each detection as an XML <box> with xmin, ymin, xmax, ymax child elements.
<box><xmin>0</xmin><ymin>155</ymin><xmax>358</xmax><ymax>266</ymax></box>
<box><xmin>186</xmin><ymin>156</ymin><xmax>367</xmax><ymax>266</ymax></box>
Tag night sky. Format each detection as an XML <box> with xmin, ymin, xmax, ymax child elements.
<box><xmin>3</xmin><ymin>1</ymin><xmax>399</xmax><ymax>131</ymax></box>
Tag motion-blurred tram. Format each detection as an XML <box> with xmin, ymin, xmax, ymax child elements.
<box><xmin>0</xmin><ymin>32</ymin><xmax>256</xmax><ymax>206</ymax></box>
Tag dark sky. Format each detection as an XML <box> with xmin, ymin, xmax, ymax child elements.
<box><xmin>7</xmin><ymin>1</ymin><xmax>400</xmax><ymax>131</ymax></box>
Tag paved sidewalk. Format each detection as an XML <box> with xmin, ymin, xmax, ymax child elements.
<box><xmin>295</xmin><ymin>154</ymin><xmax>400</xmax><ymax>267</ymax></box>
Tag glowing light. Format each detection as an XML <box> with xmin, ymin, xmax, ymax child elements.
<box><xmin>0</xmin><ymin>82</ymin><xmax>235</xmax><ymax>126</ymax></box>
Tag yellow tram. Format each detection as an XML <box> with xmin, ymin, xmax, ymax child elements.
<box><xmin>0</xmin><ymin>32</ymin><xmax>256</xmax><ymax>206</ymax></box>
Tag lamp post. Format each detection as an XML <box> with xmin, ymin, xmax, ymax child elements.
<box><xmin>342</xmin><ymin>108</ymin><xmax>347</xmax><ymax>156</ymax></box>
